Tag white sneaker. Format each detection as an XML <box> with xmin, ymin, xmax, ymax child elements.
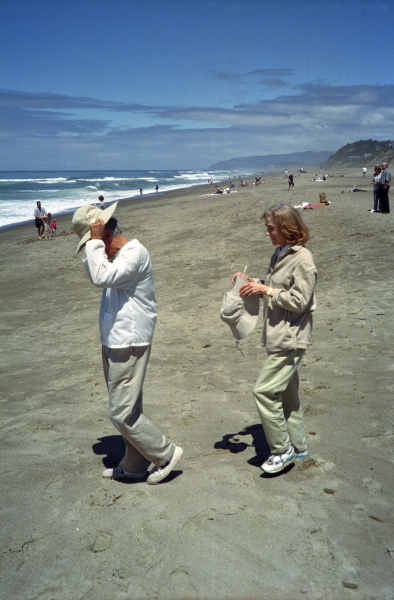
<box><xmin>102</xmin><ymin>466</ymin><xmax>147</xmax><ymax>480</ymax></box>
<box><xmin>261</xmin><ymin>444</ymin><xmax>295</xmax><ymax>474</ymax></box>
<box><xmin>296</xmin><ymin>449</ymin><xmax>309</xmax><ymax>460</ymax></box>
<box><xmin>146</xmin><ymin>446</ymin><xmax>183</xmax><ymax>485</ymax></box>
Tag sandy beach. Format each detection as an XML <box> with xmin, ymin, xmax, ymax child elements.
<box><xmin>1</xmin><ymin>169</ymin><xmax>393</xmax><ymax>600</ymax></box>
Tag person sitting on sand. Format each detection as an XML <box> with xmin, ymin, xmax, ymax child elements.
<box><xmin>231</xmin><ymin>203</ymin><xmax>317</xmax><ymax>474</ymax></box>
<box><xmin>215</xmin><ymin>186</ymin><xmax>223</xmax><ymax>194</ymax></box>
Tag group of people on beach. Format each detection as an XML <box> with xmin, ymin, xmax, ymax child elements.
<box><xmin>33</xmin><ymin>201</ymin><xmax>57</xmax><ymax>239</ymax></box>
<box><xmin>369</xmin><ymin>161</ymin><xmax>391</xmax><ymax>213</ymax></box>
<box><xmin>71</xmin><ymin>197</ymin><xmax>316</xmax><ymax>484</ymax></box>
<box><xmin>40</xmin><ymin>162</ymin><xmax>389</xmax><ymax>485</ymax></box>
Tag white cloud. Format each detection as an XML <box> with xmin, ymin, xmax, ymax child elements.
<box><xmin>1</xmin><ymin>83</ymin><xmax>393</xmax><ymax>169</ymax></box>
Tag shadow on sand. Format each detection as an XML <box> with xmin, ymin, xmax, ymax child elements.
<box><xmin>91</xmin><ymin>434</ymin><xmax>183</xmax><ymax>484</ymax></box>
<box><xmin>214</xmin><ymin>423</ymin><xmax>295</xmax><ymax>477</ymax></box>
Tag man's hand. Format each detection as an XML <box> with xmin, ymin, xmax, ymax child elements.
<box><xmin>90</xmin><ymin>218</ymin><xmax>106</xmax><ymax>240</ymax></box>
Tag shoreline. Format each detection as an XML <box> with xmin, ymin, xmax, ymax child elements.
<box><xmin>0</xmin><ymin>167</ymin><xmax>268</xmax><ymax>233</ymax></box>
<box><xmin>0</xmin><ymin>166</ymin><xmax>351</xmax><ymax>234</ymax></box>
<box><xmin>0</xmin><ymin>176</ymin><xmax>260</xmax><ymax>236</ymax></box>
<box><xmin>0</xmin><ymin>183</ymin><xmax>208</xmax><ymax>233</ymax></box>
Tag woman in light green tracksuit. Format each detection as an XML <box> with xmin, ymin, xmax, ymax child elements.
<box><xmin>234</xmin><ymin>203</ymin><xmax>317</xmax><ymax>474</ymax></box>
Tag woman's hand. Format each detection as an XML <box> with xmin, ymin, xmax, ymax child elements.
<box><xmin>231</xmin><ymin>272</ymin><xmax>252</xmax><ymax>284</ymax></box>
<box><xmin>240</xmin><ymin>281</ymin><xmax>274</xmax><ymax>298</ymax></box>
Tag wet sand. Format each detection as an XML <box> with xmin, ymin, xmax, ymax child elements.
<box><xmin>0</xmin><ymin>170</ymin><xmax>393</xmax><ymax>599</ymax></box>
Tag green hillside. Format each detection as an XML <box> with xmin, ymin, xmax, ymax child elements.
<box><xmin>322</xmin><ymin>139</ymin><xmax>394</xmax><ymax>168</ymax></box>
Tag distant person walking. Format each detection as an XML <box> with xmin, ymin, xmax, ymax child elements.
<box><xmin>288</xmin><ymin>173</ymin><xmax>294</xmax><ymax>190</ymax></box>
<box><xmin>33</xmin><ymin>201</ymin><xmax>46</xmax><ymax>239</ymax></box>
<box><xmin>379</xmin><ymin>162</ymin><xmax>391</xmax><ymax>214</ymax></box>
<box><xmin>362</xmin><ymin>167</ymin><xmax>367</xmax><ymax>177</ymax></box>
<box><xmin>155</xmin><ymin>185</ymin><xmax>159</xmax><ymax>195</ymax></box>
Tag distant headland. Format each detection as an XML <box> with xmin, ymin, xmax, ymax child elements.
<box><xmin>208</xmin><ymin>139</ymin><xmax>394</xmax><ymax>172</ymax></box>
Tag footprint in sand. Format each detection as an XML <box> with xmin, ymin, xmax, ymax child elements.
<box><xmin>88</xmin><ymin>488</ymin><xmax>123</xmax><ymax>508</ymax></box>
<box><xmin>22</xmin><ymin>533</ymin><xmax>56</xmax><ymax>556</ymax></box>
<box><xmin>90</xmin><ymin>531</ymin><xmax>114</xmax><ymax>553</ymax></box>
<box><xmin>182</xmin><ymin>508</ymin><xmax>217</xmax><ymax>534</ymax></box>
<box><xmin>180</xmin><ymin>402</ymin><xmax>197</xmax><ymax>425</ymax></box>
<box><xmin>362</xmin><ymin>477</ymin><xmax>382</xmax><ymax>493</ymax></box>
<box><xmin>170</xmin><ymin>568</ymin><xmax>197</xmax><ymax>600</ymax></box>
<box><xmin>45</xmin><ymin>479</ymin><xmax>64</xmax><ymax>500</ymax></box>
<box><xmin>351</xmin><ymin>504</ymin><xmax>367</xmax><ymax>524</ymax></box>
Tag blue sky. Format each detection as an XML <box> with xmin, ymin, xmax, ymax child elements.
<box><xmin>1</xmin><ymin>0</ymin><xmax>394</xmax><ymax>170</ymax></box>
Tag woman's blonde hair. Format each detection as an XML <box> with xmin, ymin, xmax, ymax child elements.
<box><xmin>261</xmin><ymin>202</ymin><xmax>310</xmax><ymax>245</ymax></box>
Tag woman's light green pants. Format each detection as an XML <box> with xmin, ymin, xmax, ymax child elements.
<box><xmin>253</xmin><ymin>348</ymin><xmax>307</xmax><ymax>455</ymax></box>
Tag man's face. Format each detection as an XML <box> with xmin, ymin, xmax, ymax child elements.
<box><xmin>382</xmin><ymin>163</ymin><xmax>388</xmax><ymax>170</ymax></box>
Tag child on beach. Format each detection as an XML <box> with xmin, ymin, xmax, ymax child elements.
<box><xmin>50</xmin><ymin>217</ymin><xmax>57</xmax><ymax>236</ymax></box>
<box><xmin>43</xmin><ymin>213</ymin><xmax>53</xmax><ymax>238</ymax></box>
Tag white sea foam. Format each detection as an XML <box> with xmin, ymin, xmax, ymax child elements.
<box><xmin>0</xmin><ymin>177</ymin><xmax>70</xmax><ymax>184</ymax></box>
<box><xmin>0</xmin><ymin>168</ymin><xmax>235</xmax><ymax>229</ymax></box>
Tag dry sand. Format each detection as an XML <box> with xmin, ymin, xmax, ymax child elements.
<box><xmin>0</xmin><ymin>170</ymin><xmax>393</xmax><ymax>600</ymax></box>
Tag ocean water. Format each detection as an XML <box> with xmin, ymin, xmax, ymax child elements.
<box><xmin>0</xmin><ymin>169</ymin><xmax>234</xmax><ymax>229</ymax></box>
